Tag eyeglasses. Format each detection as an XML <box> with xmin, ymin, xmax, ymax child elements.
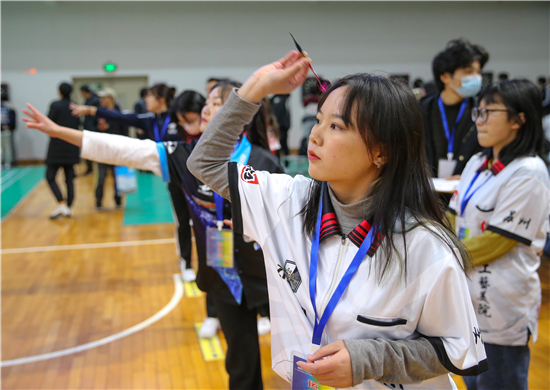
<box><xmin>471</xmin><ymin>107</ymin><xmax>509</xmax><ymax>123</ymax></box>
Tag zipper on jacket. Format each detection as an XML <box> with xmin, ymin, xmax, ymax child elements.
<box><xmin>318</xmin><ymin>235</ymin><xmax>347</xmax><ymax>317</ymax></box>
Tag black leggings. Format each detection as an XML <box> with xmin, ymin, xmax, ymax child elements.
<box><xmin>46</xmin><ymin>164</ymin><xmax>75</xmax><ymax>207</ymax></box>
<box><xmin>211</xmin><ymin>294</ymin><xmax>263</xmax><ymax>390</ymax></box>
<box><xmin>96</xmin><ymin>163</ymin><xmax>121</xmax><ymax>207</ymax></box>
<box><xmin>168</xmin><ymin>182</ymin><xmax>192</xmax><ymax>268</ymax></box>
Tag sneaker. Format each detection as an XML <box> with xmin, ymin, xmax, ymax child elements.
<box><xmin>257</xmin><ymin>317</ymin><xmax>271</xmax><ymax>336</ymax></box>
<box><xmin>199</xmin><ymin>317</ymin><xmax>220</xmax><ymax>338</ymax></box>
<box><xmin>61</xmin><ymin>204</ymin><xmax>72</xmax><ymax>217</ymax></box>
<box><xmin>182</xmin><ymin>268</ymin><xmax>196</xmax><ymax>283</ymax></box>
<box><xmin>49</xmin><ymin>204</ymin><xmax>66</xmax><ymax>219</ymax></box>
<box><xmin>95</xmin><ymin>205</ymin><xmax>103</xmax><ymax>211</ymax></box>
<box><xmin>115</xmin><ymin>204</ymin><xmax>124</xmax><ymax>210</ymax></box>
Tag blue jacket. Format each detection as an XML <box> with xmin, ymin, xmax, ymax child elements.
<box><xmin>96</xmin><ymin>107</ymin><xmax>181</xmax><ymax>142</ymax></box>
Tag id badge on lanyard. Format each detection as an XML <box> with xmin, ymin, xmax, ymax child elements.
<box><xmin>290</xmin><ymin>351</ymin><xmax>335</xmax><ymax>390</ymax></box>
<box><xmin>206</xmin><ymin>136</ymin><xmax>252</xmax><ymax>269</ymax></box>
<box><xmin>437</xmin><ymin>97</ymin><xmax>467</xmax><ymax>178</ymax></box>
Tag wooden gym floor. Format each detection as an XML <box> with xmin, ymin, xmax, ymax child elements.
<box><xmin>1</xmin><ymin>165</ymin><xmax>549</xmax><ymax>389</ymax></box>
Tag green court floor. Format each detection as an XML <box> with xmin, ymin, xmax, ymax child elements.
<box><xmin>122</xmin><ymin>171</ymin><xmax>174</xmax><ymax>225</ymax></box>
<box><xmin>1</xmin><ymin>167</ymin><xmax>173</xmax><ymax>225</ymax></box>
<box><xmin>1</xmin><ymin>166</ymin><xmax>45</xmax><ymax>220</ymax></box>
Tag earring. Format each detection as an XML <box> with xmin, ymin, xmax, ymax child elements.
<box><xmin>377</xmin><ymin>162</ymin><xmax>381</xmax><ymax>169</ymax></box>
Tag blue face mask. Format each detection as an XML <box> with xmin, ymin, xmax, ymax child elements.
<box><xmin>452</xmin><ymin>74</ymin><xmax>482</xmax><ymax>98</ymax></box>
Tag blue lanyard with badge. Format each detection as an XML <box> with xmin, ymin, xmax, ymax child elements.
<box><xmin>457</xmin><ymin>166</ymin><xmax>493</xmax><ymax>240</ymax></box>
<box><xmin>206</xmin><ymin>136</ymin><xmax>252</xmax><ymax>270</ymax></box>
<box><xmin>437</xmin><ymin>97</ymin><xmax>468</xmax><ymax>178</ymax></box>
<box><xmin>154</xmin><ymin>115</ymin><xmax>171</xmax><ymax>142</ymax></box>
<box><xmin>291</xmin><ymin>183</ymin><xmax>376</xmax><ymax>390</ymax></box>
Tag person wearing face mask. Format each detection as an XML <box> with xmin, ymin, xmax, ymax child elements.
<box><xmin>422</xmin><ymin>38</ymin><xmax>489</xmax><ymax>179</ymax></box>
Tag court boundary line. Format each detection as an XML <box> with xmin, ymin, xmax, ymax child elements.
<box><xmin>1</xmin><ymin>238</ymin><xmax>176</xmax><ymax>255</ymax></box>
<box><xmin>1</xmin><ymin>167</ymin><xmax>32</xmax><ymax>192</ymax></box>
<box><xmin>0</xmin><ymin>273</ymin><xmax>184</xmax><ymax>367</ymax></box>
<box><xmin>1</xmin><ymin>174</ymin><xmax>45</xmax><ymax>222</ymax></box>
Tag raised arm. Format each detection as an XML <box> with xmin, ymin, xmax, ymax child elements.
<box><xmin>22</xmin><ymin>103</ymin><xmax>161</xmax><ymax>175</ymax></box>
<box><xmin>70</xmin><ymin>103</ymin><xmax>148</xmax><ymax>129</ymax></box>
<box><xmin>187</xmin><ymin>50</ymin><xmax>310</xmax><ymax>199</ymax></box>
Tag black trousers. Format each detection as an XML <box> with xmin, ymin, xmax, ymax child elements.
<box><xmin>95</xmin><ymin>163</ymin><xmax>121</xmax><ymax>207</ymax></box>
<box><xmin>46</xmin><ymin>164</ymin><xmax>75</xmax><ymax>207</ymax></box>
<box><xmin>168</xmin><ymin>182</ymin><xmax>192</xmax><ymax>268</ymax></box>
<box><xmin>211</xmin><ymin>294</ymin><xmax>263</xmax><ymax>390</ymax></box>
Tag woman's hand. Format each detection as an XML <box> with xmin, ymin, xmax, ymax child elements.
<box><xmin>296</xmin><ymin>340</ymin><xmax>353</xmax><ymax>388</ymax></box>
<box><xmin>22</xmin><ymin>104</ymin><xmax>60</xmax><ymax>137</ymax></box>
<box><xmin>22</xmin><ymin>103</ymin><xmax>84</xmax><ymax>147</ymax></box>
<box><xmin>238</xmin><ymin>51</ymin><xmax>310</xmax><ymax>104</ymax></box>
<box><xmin>70</xmin><ymin>103</ymin><xmax>96</xmax><ymax>117</ymax></box>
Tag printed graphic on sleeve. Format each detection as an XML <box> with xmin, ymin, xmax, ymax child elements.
<box><xmin>240</xmin><ymin>165</ymin><xmax>259</xmax><ymax>184</ymax></box>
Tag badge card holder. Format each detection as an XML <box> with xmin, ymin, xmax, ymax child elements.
<box><xmin>438</xmin><ymin>157</ymin><xmax>457</xmax><ymax>179</ymax></box>
<box><xmin>206</xmin><ymin>221</ymin><xmax>234</xmax><ymax>268</ymax></box>
<box><xmin>291</xmin><ymin>351</ymin><xmax>334</xmax><ymax>390</ymax></box>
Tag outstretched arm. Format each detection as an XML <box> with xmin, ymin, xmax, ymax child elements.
<box><xmin>23</xmin><ymin>103</ymin><xmax>83</xmax><ymax>146</ymax></box>
<box><xmin>187</xmin><ymin>50</ymin><xmax>309</xmax><ymax>199</ymax></box>
<box><xmin>22</xmin><ymin>103</ymin><xmax>161</xmax><ymax>175</ymax></box>
<box><xmin>71</xmin><ymin>103</ymin><xmax>147</xmax><ymax>129</ymax></box>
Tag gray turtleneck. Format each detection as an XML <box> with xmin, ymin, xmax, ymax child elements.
<box><xmin>188</xmin><ymin>89</ymin><xmax>449</xmax><ymax>386</ymax></box>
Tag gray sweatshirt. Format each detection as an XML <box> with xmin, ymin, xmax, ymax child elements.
<box><xmin>188</xmin><ymin>89</ymin><xmax>449</xmax><ymax>387</ymax></box>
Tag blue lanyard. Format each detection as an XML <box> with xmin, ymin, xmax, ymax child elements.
<box><xmin>309</xmin><ymin>183</ymin><xmax>377</xmax><ymax>348</ymax></box>
<box><xmin>460</xmin><ymin>169</ymin><xmax>493</xmax><ymax>216</ymax></box>
<box><xmin>213</xmin><ymin>136</ymin><xmax>252</xmax><ymax>223</ymax></box>
<box><xmin>438</xmin><ymin>97</ymin><xmax>468</xmax><ymax>160</ymax></box>
<box><xmin>154</xmin><ymin>115</ymin><xmax>171</xmax><ymax>142</ymax></box>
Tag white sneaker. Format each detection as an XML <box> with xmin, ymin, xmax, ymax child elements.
<box><xmin>182</xmin><ymin>268</ymin><xmax>196</xmax><ymax>283</ymax></box>
<box><xmin>61</xmin><ymin>204</ymin><xmax>72</xmax><ymax>217</ymax></box>
<box><xmin>257</xmin><ymin>317</ymin><xmax>271</xmax><ymax>336</ymax></box>
<box><xmin>199</xmin><ymin>317</ymin><xmax>220</xmax><ymax>338</ymax></box>
<box><xmin>49</xmin><ymin>204</ymin><xmax>66</xmax><ymax>219</ymax></box>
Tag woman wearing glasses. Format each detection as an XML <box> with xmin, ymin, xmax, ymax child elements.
<box><xmin>447</xmin><ymin>79</ymin><xmax>550</xmax><ymax>390</ymax></box>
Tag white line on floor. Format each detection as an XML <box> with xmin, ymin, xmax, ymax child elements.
<box><xmin>1</xmin><ymin>238</ymin><xmax>176</xmax><ymax>255</ymax></box>
<box><xmin>1</xmin><ymin>167</ymin><xmax>23</xmax><ymax>183</ymax></box>
<box><xmin>1</xmin><ymin>167</ymin><xmax>32</xmax><ymax>192</ymax></box>
<box><xmin>0</xmin><ymin>273</ymin><xmax>184</xmax><ymax>367</ymax></box>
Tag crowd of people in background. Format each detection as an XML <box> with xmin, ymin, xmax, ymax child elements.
<box><xmin>8</xmin><ymin>37</ymin><xmax>550</xmax><ymax>390</ymax></box>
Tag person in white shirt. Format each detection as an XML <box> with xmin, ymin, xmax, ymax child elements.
<box><xmin>185</xmin><ymin>51</ymin><xmax>487</xmax><ymax>389</ymax></box>
<box><xmin>448</xmin><ymin>79</ymin><xmax>549</xmax><ymax>390</ymax></box>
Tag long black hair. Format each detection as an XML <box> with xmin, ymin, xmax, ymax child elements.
<box><xmin>213</xmin><ymin>80</ymin><xmax>271</xmax><ymax>151</ymax></box>
<box><xmin>171</xmin><ymin>90</ymin><xmax>205</xmax><ymax>137</ymax></box>
<box><xmin>300</xmin><ymin>74</ymin><xmax>472</xmax><ymax>280</ymax></box>
<box><xmin>479</xmin><ymin>79</ymin><xmax>549</xmax><ymax>165</ymax></box>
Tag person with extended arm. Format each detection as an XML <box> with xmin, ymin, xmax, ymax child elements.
<box><xmin>187</xmin><ymin>51</ymin><xmax>488</xmax><ymax>389</ymax></box>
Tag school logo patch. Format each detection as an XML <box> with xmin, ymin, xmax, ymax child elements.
<box><xmin>165</xmin><ymin>141</ymin><xmax>177</xmax><ymax>154</ymax></box>
<box><xmin>277</xmin><ymin>260</ymin><xmax>302</xmax><ymax>293</ymax></box>
<box><xmin>167</xmin><ymin>122</ymin><xmax>178</xmax><ymax>134</ymax></box>
<box><xmin>480</xmin><ymin>221</ymin><xmax>487</xmax><ymax>232</ymax></box>
<box><xmin>241</xmin><ymin>165</ymin><xmax>259</xmax><ymax>184</ymax></box>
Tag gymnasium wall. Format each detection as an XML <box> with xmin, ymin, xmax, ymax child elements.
<box><xmin>2</xmin><ymin>1</ymin><xmax>549</xmax><ymax>160</ymax></box>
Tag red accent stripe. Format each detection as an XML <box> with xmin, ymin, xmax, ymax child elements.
<box><xmin>348</xmin><ymin>234</ymin><xmax>362</xmax><ymax>247</ymax></box>
<box><xmin>321</xmin><ymin>219</ymin><xmax>338</xmax><ymax>228</ymax></box>
<box><xmin>491</xmin><ymin>161</ymin><xmax>505</xmax><ymax>175</ymax></box>
<box><xmin>321</xmin><ymin>212</ymin><xmax>336</xmax><ymax>224</ymax></box>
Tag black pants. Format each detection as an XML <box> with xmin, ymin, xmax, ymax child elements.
<box><xmin>95</xmin><ymin>163</ymin><xmax>121</xmax><ymax>207</ymax></box>
<box><xmin>168</xmin><ymin>182</ymin><xmax>192</xmax><ymax>268</ymax></box>
<box><xmin>277</xmin><ymin>126</ymin><xmax>290</xmax><ymax>157</ymax></box>
<box><xmin>46</xmin><ymin>164</ymin><xmax>75</xmax><ymax>207</ymax></box>
<box><xmin>211</xmin><ymin>294</ymin><xmax>263</xmax><ymax>390</ymax></box>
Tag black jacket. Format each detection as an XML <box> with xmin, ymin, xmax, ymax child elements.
<box><xmin>46</xmin><ymin>98</ymin><xmax>81</xmax><ymax>165</ymax></box>
<box><xmin>82</xmin><ymin>94</ymin><xmax>100</xmax><ymax>131</ymax></box>
<box><xmin>96</xmin><ymin>108</ymin><xmax>181</xmax><ymax>142</ymax></box>
<box><xmin>164</xmin><ymin>140</ymin><xmax>283</xmax><ymax>309</ymax></box>
<box><xmin>421</xmin><ymin>94</ymin><xmax>483</xmax><ymax>177</ymax></box>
